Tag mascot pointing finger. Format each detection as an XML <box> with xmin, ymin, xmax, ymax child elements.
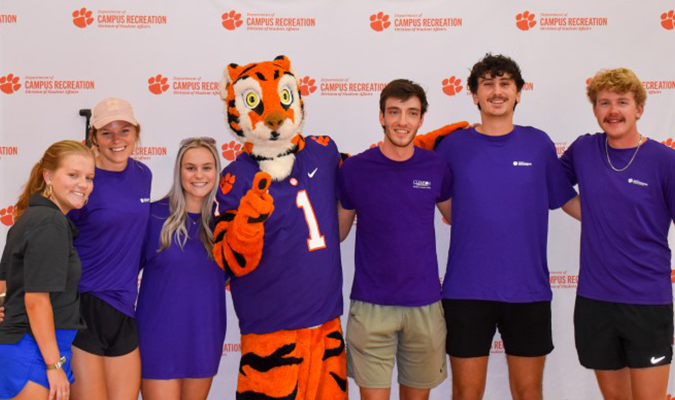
<box><xmin>213</xmin><ymin>55</ymin><xmax>466</xmax><ymax>399</ymax></box>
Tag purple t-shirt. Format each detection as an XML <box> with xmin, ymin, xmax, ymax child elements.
<box><xmin>339</xmin><ymin>147</ymin><xmax>452</xmax><ymax>306</ymax></box>
<box><xmin>136</xmin><ymin>199</ymin><xmax>226</xmax><ymax>379</ymax></box>
<box><xmin>435</xmin><ymin>126</ymin><xmax>576</xmax><ymax>302</ymax></box>
<box><xmin>561</xmin><ymin>133</ymin><xmax>675</xmax><ymax>304</ymax></box>
<box><xmin>216</xmin><ymin>136</ymin><xmax>343</xmax><ymax>335</ymax></box>
<box><xmin>69</xmin><ymin>160</ymin><xmax>152</xmax><ymax>317</ymax></box>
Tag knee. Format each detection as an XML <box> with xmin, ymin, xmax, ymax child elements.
<box><xmin>511</xmin><ymin>387</ymin><xmax>542</xmax><ymax>400</ymax></box>
<box><xmin>452</xmin><ymin>385</ymin><xmax>484</xmax><ymax>400</ymax></box>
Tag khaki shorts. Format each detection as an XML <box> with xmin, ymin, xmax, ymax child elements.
<box><xmin>346</xmin><ymin>300</ymin><xmax>447</xmax><ymax>389</ymax></box>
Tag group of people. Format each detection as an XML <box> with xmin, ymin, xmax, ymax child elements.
<box><xmin>0</xmin><ymin>52</ymin><xmax>673</xmax><ymax>400</ymax></box>
<box><xmin>0</xmin><ymin>98</ymin><xmax>226</xmax><ymax>400</ymax></box>
<box><xmin>336</xmin><ymin>55</ymin><xmax>675</xmax><ymax>400</ymax></box>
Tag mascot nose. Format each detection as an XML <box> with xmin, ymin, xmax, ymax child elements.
<box><xmin>264</xmin><ymin>111</ymin><xmax>285</xmax><ymax>130</ymax></box>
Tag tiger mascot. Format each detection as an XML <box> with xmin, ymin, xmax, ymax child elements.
<box><xmin>213</xmin><ymin>55</ymin><xmax>466</xmax><ymax>399</ymax></box>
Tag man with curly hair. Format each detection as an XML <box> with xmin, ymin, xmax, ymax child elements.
<box><xmin>435</xmin><ymin>54</ymin><xmax>579</xmax><ymax>400</ymax></box>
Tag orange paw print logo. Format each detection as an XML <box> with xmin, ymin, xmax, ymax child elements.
<box><xmin>516</xmin><ymin>11</ymin><xmax>536</xmax><ymax>31</ymax></box>
<box><xmin>662</xmin><ymin>138</ymin><xmax>675</xmax><ymax>150</ymax></box>
<box><xmin>585</xmin><ymin>77</ymin><xmax>593</xmax><ymax>87</ymax></box>
<box><xmin>661</xmin><ymin>10</ymin><xmax>675</xmax><ymax>30</ymax></box>
<box><xmin>72</xmin><ymin>8</ymin><xmax>94</xmax><ymax>28</ymax></box>
<box><xmin>220</xmin><ymin>173</ymin><xmax>236</xmax><ymax>195</ymax></box>
<box><xmin>369</xmin><ymin>141</ymin><xmax>383</xmax><ymax>149</ymax></box>
<box><xmin>370</xmin><ymin>12</ymin><xmax>391</xmax><ymax>32</ymax></box>
<box><xmin>671</xmin><ymin>270</ymin><xmax>675</xmax><ymax>284</ymax></box>
<box><xmin>0</xmin><ymin>205</ymin><xmax>15</xmax><ymax>227</ymax></box>
<box><xmin>148</xmin><ymin>75</ymin><xmax>170</xmax><ymax>95</ymax></box>
<box><xmin>0</xmin><ymin>74</ymin><xmax>21</xmax><ymax>94</ymax></box>
<box><xmin>442</xmin><ymin>76</ymin><xmax>463</xmax><ymax>96</ymax></box>
<box><xmin>312</xmin><ymin>136</ymin><xmax>330</xmax><ymax>146</ymax></box>
<box><xmin>222</xmin><ymin>10</ymin><xmax>243</xmax><ymax>30</ymax></box>
<box><xmin>299</xmin><ymin>76</ymin><xmax>317</xmax><ymax>97</ymax></box>
<box><xmin>222</xmin><ymin>141</ymin><xmax>243</xmax><ymax>161</ymax></box>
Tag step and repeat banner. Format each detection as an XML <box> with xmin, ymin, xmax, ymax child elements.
<box><xmin>2</xmin><ymin>1</ymin><xmax>675</xmax><ymax>399</ymax></box>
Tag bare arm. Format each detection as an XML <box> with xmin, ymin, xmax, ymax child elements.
<box><xmin>25</xmin><ymin>292</ymin><xmax>70</xmax><ymax>400</ymax></box>
<box><xmin>436</xmin><ymin>198</ymin><xmax>452</xmax><ymax>225</ymax></box>
<box><xmin>562</xmin><ymin>195</ymin><xmax>581</xmax><ymax>221</ymax></box>
<box><xmin>338</xmin><ymin>203</ymin><xmax>356</xmax><ymax>242</ymax></box>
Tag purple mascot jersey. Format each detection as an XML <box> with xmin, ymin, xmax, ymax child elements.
<box><xmin>216</xmin><ymin>136</ymin><xmax>343</xmax><ymax>335</ymax></box>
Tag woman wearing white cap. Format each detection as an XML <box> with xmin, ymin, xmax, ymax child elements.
<box><xmin>68</xmin><ymin>98</ymin><xmax>151</xmax><ymax>400</ymax></box>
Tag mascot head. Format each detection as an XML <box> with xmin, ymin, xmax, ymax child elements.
<box><xmin>220</xmin><ymin>55</ymin><xmax>305</xmax><ymax>180</ymax></box>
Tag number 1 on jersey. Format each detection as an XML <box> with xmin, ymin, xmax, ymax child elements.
<box><xmin>296</xmin><ymin>190</ymin><xmax>326</xmax><ymax>251</ymax></box>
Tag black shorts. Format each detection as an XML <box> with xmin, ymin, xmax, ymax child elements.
<box><xmin>574</xmin><ymin>295</ymin><xmax>673</xmax><ymax>370</ymax></box>
<box><xmin>72</xmin><ymin>293</ymin><xmax>139</xmax><ymax>357</ymax></box>
<box><xmin>443</xmin><ymin>299</ymin><xmax>553</xmax><ymax>358</ymax></box>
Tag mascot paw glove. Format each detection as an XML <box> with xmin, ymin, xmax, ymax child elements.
<box><xmin>214</xmin><ymin>172</ymin><xmax>274</xmax><ymax>276</ymax></box>
<box><xmin>414</xmin><ymin>121</ymin><xmax>469</xmax><ymax>150</ymax></box>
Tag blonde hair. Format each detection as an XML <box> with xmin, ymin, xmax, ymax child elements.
<box><xmin>159</xmin><ymin>138</ymin><xmax>221</xmax><ymax>257</ymax></box>
<box><xmin>15</xmin><ymin>140</ymin><xmax>94</xmax><ymax>219</ymax></box>
<box><xmin>587</xmin><ymin>68</ymin><xmax>647</xmax><ymax>107</ymax></box>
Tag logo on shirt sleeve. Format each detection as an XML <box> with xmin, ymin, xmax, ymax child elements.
<box><xmin>413</xmin><ymin>180</ymin><xmax>431</xmax><ymax>189</ymax></box>
<box><xmin>140</xmin><ymin>198</ymin><xmax>150</xmax><ymax>203</ymax></box>
<box><xmin>513</xmin><ymin>161</ymin><xmax>533</xmax><ymax>167</ymax></box>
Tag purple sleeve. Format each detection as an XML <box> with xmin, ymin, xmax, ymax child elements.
<box><xmin>545</xmin><ymin>140</ymin><xmax>577</xmax><ymax>209</ymax></box>
<box><xmin>215</xmin><ymin>165</ymin><xmax>248</xmax><ymax>216</ymax></box>
<box><xmin>337</xmin><ymin>165</ymin><xmax>355</xmax><ymax>210</ymax></box>
<box><xmin>438</xmin><ymin>164</ymin><xmax>453</xmax><ymax>202</ymax></box>
<box><xmin>560</xmin><ymin>138</ymin><xmax>579</xmax><ymax>186</ymax></box>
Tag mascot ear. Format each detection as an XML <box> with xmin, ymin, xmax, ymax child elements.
<box><xmin>220</xmin><ymin>63</ymin><xmax>243</xmax><ymax>100</ymax></box>
<box><xmin>273</xmin><ymin>55</ymin><xmax>291</xmax><ymax>71</ymax></box>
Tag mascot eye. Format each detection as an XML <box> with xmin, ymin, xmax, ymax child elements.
<box><xmin>244</xmin><ymin>91</ymin><xmax>260</xmax><ymax>109</ymax></box>
<box><xmin>280</xmin><ymin>88</ymin><xmax>293</xmax><ymax>106</ymax></box>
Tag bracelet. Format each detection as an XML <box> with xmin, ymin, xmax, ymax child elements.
<box><xmin>46</xmin><ymin>356</ymin><xmax>67</xmax><ymax>370</ymax></box>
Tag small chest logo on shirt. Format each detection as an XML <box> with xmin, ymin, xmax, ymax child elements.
<box><xmin>512</xmin><ymin>161</ymin><xmax>533</xmax><ymax>167</ymax></box>
<box><xmin>413</xmin><ymin>180</ymin><xmax>431</xmax><ymax>189</ymax></box>
<box><xmin>628</xmin><ymin>178</ymin><xmax>648</xmax><ymax>187</ymax></box>
<box><xmin>140</xmin><ymin>198</ymin><xmax>151</xmax><ymax>203</ymax></box>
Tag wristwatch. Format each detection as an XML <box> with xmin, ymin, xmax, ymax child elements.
<box><xmin>46</xmin><ymin>356</ymin><xmax>67</xmax><ymax>370</ymax></box>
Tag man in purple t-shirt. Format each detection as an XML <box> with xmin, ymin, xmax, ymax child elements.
<box><xmin>434</xmin><ymin>54</ymin><xmax>578</xmax><ymax>400</ymax></box>
<box><xmin>338</xmin><ymin>79</ymin><xmax>453</xmax><ymax>400</ymax></box>
<box><xmin>561</xmin><ymin>68</ymin><xmax>675</xmax><ymax>400</ymax></box>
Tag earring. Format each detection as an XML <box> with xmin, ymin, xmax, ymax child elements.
<box><xmin>43</xmin><ymin>184</ymin><xmax>53</xmax><ymax>199</ymax></box>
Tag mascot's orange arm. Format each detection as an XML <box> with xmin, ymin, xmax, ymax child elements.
<box><xmin>414</xmin><ymin>121</ymin><xmax>469</xmax><ymax>150</ymax></box>
<box><xmin>213</xmin><ymin>172</ymin><xmax>274</xmax><ymax>277</ymax></box>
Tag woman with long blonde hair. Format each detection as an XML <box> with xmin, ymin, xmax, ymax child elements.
<box><xmin>136</xmin><ymin>137</ymin><xmax>226</xmax><ymax>400</ymax></box>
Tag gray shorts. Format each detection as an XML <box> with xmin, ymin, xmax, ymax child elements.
<box><xmin>346</xmin><ymin>300</ymin><xmax>447</xmax><ymax>389</ymax></box>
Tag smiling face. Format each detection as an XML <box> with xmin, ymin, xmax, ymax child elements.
<box><xmin>93</xmin><ymin>120</ymin><xmax>138</xmax><ymax>171</ymax></box>
<box><xmin>379</xmin><ymin>96</ymin><xmax>425</xmax><ymax>150</ymax></box>
<box><xmin>473</xmin><ymin>73</ymin><xmax>521</xmax><ymax>120</ymax></box>
<box><xmin>181</xmin><ymin>146</ymin><xmax>217</xmax><ymax>212</ymax></box>
<box><xmin>44</xmin><ymin>153</ymin><xmax>95</xmax><ymax>214</ymax></box>
<box><xmin>593</xmin><ymin>90</ymin><xmax>643</xmax><ymax>145</ymax></box>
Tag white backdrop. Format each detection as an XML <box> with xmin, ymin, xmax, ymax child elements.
<box><xmin>2</xmin><ymin>1</ymin><xmax>675</xmax><ymax>399</ymax></box>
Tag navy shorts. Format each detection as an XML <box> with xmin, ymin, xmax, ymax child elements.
<box><xmin>0</xmin><ymin>330</ymin><xmax>76</xmax><ymax>399</ymax></box>
<box><xmin>72</xmin><ymin>293</ymin><xmax>139</xmax><ymax>357</ymax></box>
